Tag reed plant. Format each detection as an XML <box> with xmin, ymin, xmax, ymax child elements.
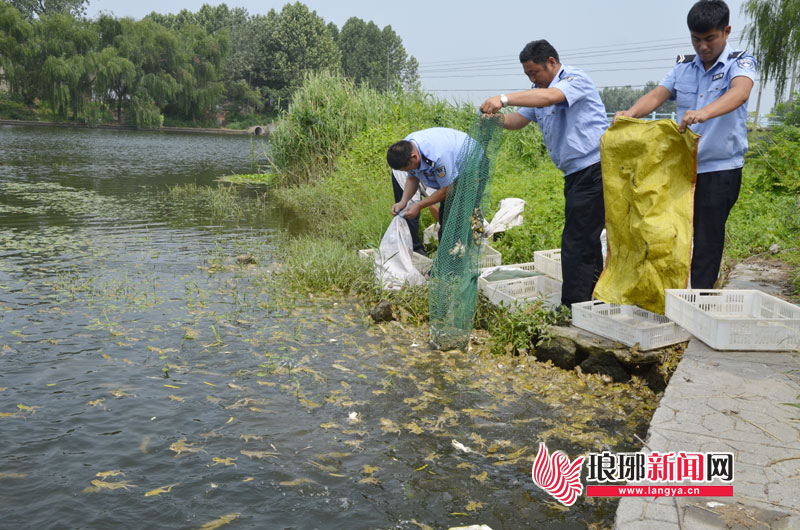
<box><xmin>268</xmin><ymin>71</ymin><xmax>475</xmax><ymax>187</ymax></box>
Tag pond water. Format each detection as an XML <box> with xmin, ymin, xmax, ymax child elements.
<box><xmin>0</xmin><ymin>125</ymin><xmax>655</xmax><ymax>529</ymax></box>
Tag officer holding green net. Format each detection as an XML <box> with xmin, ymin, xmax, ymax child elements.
<box><xmin>387</xmin><ymin>127</ymin><xmax>470</xmax><ymax>244</ymax></box>
<box><xmin>481</xmin><ymin>39</ymin><xmax>608</xmax><ymax>309</ymax></box>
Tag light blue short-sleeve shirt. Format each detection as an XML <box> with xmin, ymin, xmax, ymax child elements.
<box><xmin>660</xmin><ymin>44</ymin><xmax>756</xmax><ymax>173</ymax></box>
<box><xmin>518</xmin><ymin>65</ymin><xmax>608</xmax><ymax>176</ymax></box>
<box><xmin>404</xmin><ymin>128</ymin><xmax>469</xmax><ymax>189</ymax></box>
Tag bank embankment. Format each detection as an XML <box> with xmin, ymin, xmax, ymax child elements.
<box><xmin>0</xmin><ymin>118</ymin><xmax>254</xmax><ymax>135</ymax></box>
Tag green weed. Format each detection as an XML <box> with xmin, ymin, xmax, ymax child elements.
<box><xmin>163</xmin><ymin>183</ymin><xmax>268</xmax><ymax>224</ymax></box>
<box><xmin>276</xmin><ymin>236</ymin><xmax>374</xmax><ymax>294</ymax></box>
<box><xmin>746</xmin><ymin>125</ymin><xmax>800</xmax><ymax>193</ymax></box>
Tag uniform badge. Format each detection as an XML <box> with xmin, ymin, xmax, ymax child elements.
<box><xmin>712</xmin><ymin>73</ymin><xmax>724</xmax><ymax>81</ymax></box>
<box><xmin>435</xmin><ymin>165</ymin><xmax>447</xmax><ymax>178</ymax></box>
<box><xmin>737</xmin><ymin>58</ymin><xmax>755</xmax><ymax>70</ymax></box>
<box><xmin>561</xmin><ymin>76</ymin><xmax>575</xmax><ymax>83</ymax></box>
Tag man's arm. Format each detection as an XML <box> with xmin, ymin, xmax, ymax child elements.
<box><xmin>481</xmin><ymin>88</ymin><xmax>566</xmax><ymax>114</ymax></box>
<box><xmin>613</xmin><ymin>85</ymin><xmax>672</xmax><ymax>123</ymax></box>
<box><xmin>499</xmin><ymin>112</ymin><xmax>531</xmax><ymax>131</ymax></box>
<box><xmin>403</xmin><ymin>186</ymin><xmax>448</xmax><ymax>219</ymax></box>
<box><xmin>427</xmin><ymin>203</ymin><xmax>440</xmax><ymax>222</ymax></box>
<box><xmin>392</xmin><ymin>175</ymin><xmax>421</xmax><ymax>215</ymax></box>
<box><xmin>678</xmin><ymin>76</ymin><xmax>754</xmax><ymax>132</ymax></box>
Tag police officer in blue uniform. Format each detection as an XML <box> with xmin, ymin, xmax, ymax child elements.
<box><xmin>615</xmin><ymin>0</ymin><xmax>755</xmax><ymax>288</ymax></box>
<box><xmin>480</xmin><ymin>39</ymin><xmax>608</xmax><ymax>309</ymax></box>
<box><xmin>387</xmin><ymin>127</ymin><xmax>470</xmax><ymax>243</ymax></box>
<box><xmin>390</xmin><ymin>169</ymin><xmax>435</xmax><ymax>254</ymax></box>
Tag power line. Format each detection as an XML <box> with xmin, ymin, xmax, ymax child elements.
<box><xmin>423</xmin><ymin>77</ymin><xmax>776</xmax><ymax>93</ymax></box>
<box><xmin>417</xmin><ymin>32</ymin><xmax>743</xmax><ymax>69</ymax></box>
<box><xmin>420</xmin><ymin>57</ymin><xmax>675</xmax><ymax>74</ymax></box>
<box><xmin>417</xmin><ymin>34</ymin><xmax>753</xmax><ymax>95</ymax></box>
<box><xmin>423</xmin><ymin>65</ymin><xmax>674</xmax><ymax>79</ymax></box>
<box><xmin>417</xmin><ymin>35</ymin><xmax>689</xmax><ymax>67</ymax></box>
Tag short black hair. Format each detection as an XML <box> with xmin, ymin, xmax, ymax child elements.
<box><xmin>519</xmin><ymin>40</ymin><xmax>559</xmax><ymax>65</ymax></box>
<box><xmin>687</xmin><ymin>0</ymin><xmax>729</xmax><ymax>32</ymax></box>
<box><xmin>387</xmin><ymin>140</ymin><xmax>413</xmax><ymax>169</ymax></box>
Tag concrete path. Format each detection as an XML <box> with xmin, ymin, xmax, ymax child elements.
<box><xmin>614</xmin><ymin>279</ymin><xmax>800</xmax><ymax>529</ymax></box>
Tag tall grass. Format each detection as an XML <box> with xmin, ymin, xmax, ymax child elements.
<box><xmin>278</xmin><ymin>236</ymin><xmax>375</xmax><ymax>293</ymax></box>
<box><xmin>268</xmin><ymin>71</ymin><xmax>475</xmax><ymax>187</ymax></box>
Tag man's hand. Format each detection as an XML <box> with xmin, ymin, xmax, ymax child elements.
<box><xmin>679</xmin><ymin>109</ymin><xmax>709</xmax><ymax>132</ymax></box>
<box><xmin>613</xmin><ymin>110</ymin><xmax>635</xmax><ymax>124</ymax></box>
<box><xmin>480</xmin><ymin>96</ymin><xmax>503</xmax><ymax>114</ymax></box>
<box><xmin>391</xmin><ymin>201</ymin><xmax>407</xmax><ymax>216</ymax></box>
<box><xmin>402</xmin><ymin>202</ymin><xmax>422</xmax><ymax>219</ymax></box>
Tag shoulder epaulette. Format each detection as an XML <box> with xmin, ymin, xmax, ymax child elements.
<box><xmin>676</xmin><ymin>54</ymin><xmax>695</xmax><ymax>63</ymax></box>
<box><xmin>728</xmin><ymin>50</ymin><xmax>747</xmax><ymax>59</ymax></box>
<box><xmin>419</xmin><ymin>150</ymin><xmax>434</xmax><ymax>166</ymax></box>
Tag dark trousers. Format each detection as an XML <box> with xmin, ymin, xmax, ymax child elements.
<box><xmin>436</xmin><ymin>153</ymin><xmax>489</xmax><ymax>246</ymax></box>
<box><xmin>438</xmin><ymin>194</ymin><xmax>450</xmax><ymax>243</ymax></box>
<box><xmin>391</xmin><ymin>172</ymin><xmax>424</xmax><ymax>254</ymax></box>
<box><xmin>561</xmin><ymin>162</ymin><xmax>605</xmax><ymax>308</ymax></box>
<box><xmin>691</xmin><ymin>168</ymin><xmax>742</xmax><ymax>289</ymax></box>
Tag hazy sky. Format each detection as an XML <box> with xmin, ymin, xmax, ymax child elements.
<box><xmin>85</xmin><ymin>0</ymin><xmax>777</xmax><ymax>114</ymax></box>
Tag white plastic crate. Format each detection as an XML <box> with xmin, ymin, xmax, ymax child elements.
<box><xmin>572</xmin><ymin>301</ymin><xmax>691</xmax><ymax>351</ymax></box>
<box><xmin>534</xmin><ymin>249</ymin><xmax>562</xmax><ymax>280</ymax></box>
<box><xmin>481</xmin><ymin>262</ymin><xmax>538</xmax><ymax>277</ymax></box>
<box><xmin>665</xmin><ymin>289</ymin><xmax>800</xmax><ymax>351</ymax></box>
<box><xmin>533</xmin><ymin>240</ymin><xmax>608</xmax><ymax>282</ymax></box>
<box><xmin>478</xmin><ymin>273</ymin><xmax>562</xmax><ymax>310</ymax></box>
<box><xmin>480</xmin><ymin>245</ymin><xmax>502</xmax><ymax>268</ymax></box>
<box><xmin>358</xmin><ymin>248</ymin><xmax>433</xmax><ymax>275</ymax></box>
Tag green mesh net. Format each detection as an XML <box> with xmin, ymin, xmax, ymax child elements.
<box><xmin>429</xmin><ymin>115</ymin><xmax>504</xmax><ymax>350</ymax></box>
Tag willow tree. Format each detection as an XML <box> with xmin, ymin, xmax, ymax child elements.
<box><xmin>8</xmin><ymin>0</ymin><xmax>88</xmax><ymax>19</ymax></box>
<box><xmin>742</xmin><ymin>0</ymin><xmax>800</xmax><ymax>119</ymax></box>
<box><xmin>94</xmin><ymin>46</ymin><xmax>137</xmax><ymax>122</ymax></box>
<box><xmin>35</xmin><ymin>14</ymin><xmax>97</xmax><ymax>119</ymax></box>
<box><xmin>0</xmin><ymin>3</ymin><xmax>35</xmax><ymax>101</ymax></box>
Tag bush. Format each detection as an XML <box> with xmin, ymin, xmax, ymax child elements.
<box><xmin>224</xmin><ymin>112</ymin><xmax>271</xmax><ymax>130</ymax></box>
<box><xmin>0</xmin><ymin>93</ymin><xmax>36</xmax><ymax>120</ymax></box>
<box><xmin>128</xmin><ymin>95</ymin><xmax>164</xmax><ymax>129</ymax></box>
<box><xmin>726</xmin><ymin>175</ymin><xmax>800</xmax><ymax>258</ymax></box>
<box><xmin>773</xmin><ymin>93</ymin><xmax>800</xmax><ymax>126</ymax></box>
<box><xmin>747</xmin><ymin>125</ymin><xmax>800</xmax><ymax>193</ymax></box>
<box><xmin>268</xmin><ymin>72</ymin><xmax>388</xmax><ymax>186</ymax></box>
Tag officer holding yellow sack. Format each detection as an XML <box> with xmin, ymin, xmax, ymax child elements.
<box><xmin>614</xmin><ymin>0</ymin><xmax>755</xmax><ymax>288</ymax></box>
<box><xmin>481</xmin><ymin>39</ymin><xmax>608</xmax><ymax>309</ymax></box>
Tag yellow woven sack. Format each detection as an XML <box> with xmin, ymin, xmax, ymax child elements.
<box><xmin>593</xmin><ymin>117</ymin><xmax>699</xmax><ymax>314</ymax></box>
